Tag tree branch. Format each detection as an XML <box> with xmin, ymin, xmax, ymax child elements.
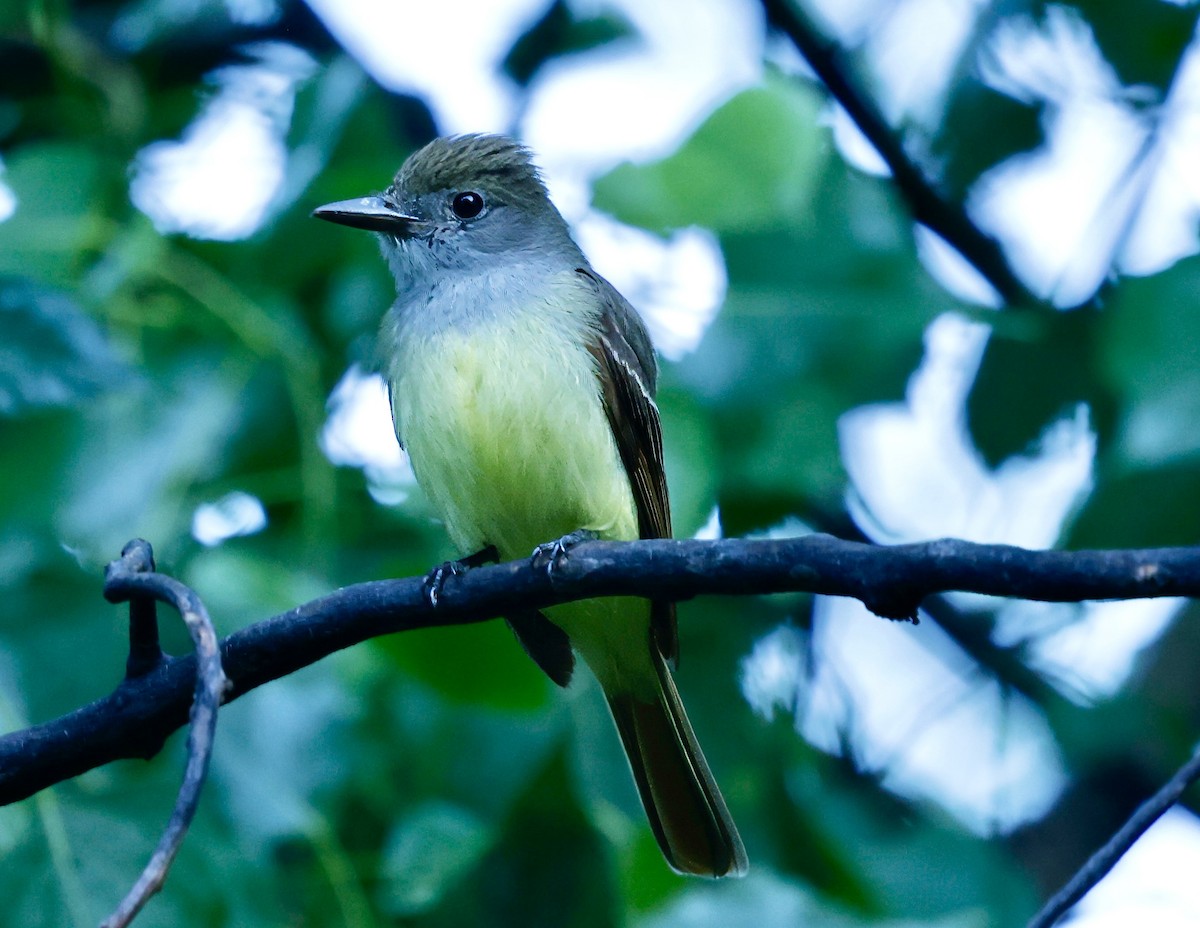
<box><xmin>2</xmin><ymin>534</ymin><xmax>1198</xmax><ymax>807</ymax></box>
<box><xmin>760</xmin><ymin>0</ymin><xmax>1040</xmax><ymax>307</ymax></box>
<box><xmin>1026</xmin><ymin>747</ymin><xmax>1200</xmax><ymax>928</ymax></box>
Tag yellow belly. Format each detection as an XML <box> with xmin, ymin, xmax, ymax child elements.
<box><xmin>391</xmin><ymin>314</ymin><xmax>639</xmax><ymax>560</ymax></box>
<box><xmin>389</xmin><ymin>310</ymin><xmax>656</xmax><ymax>689</ymax></box>
<box><xmin>390</xmin><ymin>312</ymin><xmax>654</xmax><ymax>689</ymax></box>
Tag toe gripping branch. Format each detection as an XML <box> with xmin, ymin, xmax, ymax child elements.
<box><xmin>100</xmin><ymin>539</ymin><xmax>229</xmax><ymax>928</ymax></box>
<box><xmin>531</xmin><ymin>529</ymin><xmax>599</xmax><ymax>578</ymax></box>
<box><xmin>423</xmin><ymin>544</ymin><xmax>500</xmax><ymax>607</ymax></box>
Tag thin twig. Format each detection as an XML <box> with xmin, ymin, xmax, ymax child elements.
<box><xmin>1026</xmin><ymin>748</ymin><xmax>1200</xmax><ymax>928</ymax></box>
<box><xmin>759</xmin><ymin>0</ymin><xmax>1039</xmax><ymax>307</ymax></box>
<box><xmin>2</xmin><ymin>535</ymin><xmax>1199</xmax><ymax>808</ymax></box>
<box><xmin>98</xmin><ymin>539</ymin><xmax>228</xmax><ymax>928</ymax></box>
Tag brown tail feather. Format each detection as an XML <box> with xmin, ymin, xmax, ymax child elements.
<box><xmin>605</xmin><ymin>652</ymin><xmax>747</xmax><ymax>877</ymax></box>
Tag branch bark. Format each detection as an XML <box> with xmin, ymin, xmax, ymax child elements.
<box><xmin>3</xmin><ymin>534</ymin><xmax>1198</xmax><ymax>807</ymax></box>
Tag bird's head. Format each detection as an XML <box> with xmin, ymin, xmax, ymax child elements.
<box><xmin>314</xmin><ymin>134</ymin><xmax>577</xmax><ymax>287</ymax></box>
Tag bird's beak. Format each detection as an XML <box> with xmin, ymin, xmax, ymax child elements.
<box><xmin>312</xmin><ymin>196</ymin><xmax>423</xmax><ymax>236</ymax></box>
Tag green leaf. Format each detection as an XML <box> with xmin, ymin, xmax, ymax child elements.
<box><xmin>185</xmin><ymin>546</ymin><xmax>329</xmax><ymax>631</ymax></box>
<box><xmin>55</xmin><ymin>359</ymin><xmax>245</xmax><ymax>562</ymax></box>
<box><xmin>503</xmin><ymin>0</ymin><xmax>634</xmax><ymax>86</ymax></box>
<box><xmin>638</xmin><ymin>873</ymin><xmax>819</xmax><ymax>928</ymax></box>
<box><xmin>1056</xmin><ymin>0</ymin><xmax>1200</xmax><ymax>94</ymax></box>
<box><xmin>1098</xmin><ymin>255</ymin><xmax>1200</xmax><ymax>467</ymax></box>
<box><xmin>659</xmin><ymin>386</ymin><xmax>720</xmax><ymax>536</ymax></box>
<box><xmin>0</xmin><ymin>277</ymin><xmax>129</xmax><ymax>415</ymax></box>
<box><xmin>679</xmin><ymin>159</ymin><xmax>950</xmax><ymax>530</ymax></box>
<box><xmin>378</xmin><ymin>801</ymin><xmax>491</xmax><ymax>916</ymax></box>
<box><xmin>593</xmin><ymin>74</ymin><xmax>827</xmax><ymax>234</ymax></box>
<box><xmin>281</xmin><ymin>54</ymin><xmax>369</xmax><ymax>217</ymax></box>
<box><xmin>966</xmin><ymin>310</ymin><xmax>1114</xmax><ymax>468</ymax></box>
<box><xmin>0</xmin><ymin>790</ymin><xmax>31</xmax><ymax>856</ymax></box>
<box><xmin>1068</xmin><ymin>458</ymin><xmax>1200</xmax><ymax>548</ymax></box>
<box><xmin>935</xmin><ymin>82</ymin><xmax>1044</xmax><ymax>202</ymax></box>
<box><xmin>376</xmin><ymin>620</ymin><xmax>554</xmax><ymax>712</ymax></box>
<box><xmin>433</xmin><ymin>747</ymin><xmax>619</xmax><ymax>928</ymax></box>
<box><xmin>0</xmin><ymin>143</ymin><xmax>109</xmax><ymax>282</ymax></box>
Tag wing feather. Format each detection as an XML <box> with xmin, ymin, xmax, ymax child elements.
<box><xmin>577</xmin><ymin>267</ymin><xmax>678</xmax><ymax>665</ymax></box>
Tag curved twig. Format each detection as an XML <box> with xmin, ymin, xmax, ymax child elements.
<box><xmin>2</xmin><ymin>535</ymin><xmax>1199</xmax><ymax>810</ymax></box>
<box><xmin>98</xmin><ymin>539</ymin><xmax>228</xmax><ymax>928</ymax></box>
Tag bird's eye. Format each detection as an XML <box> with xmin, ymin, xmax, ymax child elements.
<box><xmin>451</xmin><ymin>191</ymin><xmax>484</xmax><ymax>220</ymax></box>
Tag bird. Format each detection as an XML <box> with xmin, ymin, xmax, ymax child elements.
<box><xmin>314</xmin><ymin>134</ymin><xmax>746</xmax><ymax>877</ymax></box>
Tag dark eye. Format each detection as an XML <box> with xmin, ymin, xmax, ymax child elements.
<box><xmin>451</xmin><ymin>191</ymin><xmax>484</xmax><ymax>220</ymax></box>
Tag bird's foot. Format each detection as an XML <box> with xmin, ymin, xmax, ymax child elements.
<box><xmin>423</xmin><ymin>544</ymin><xmax>499</xmax><ymax>607</ymax></box>
<box><xmin>530</xmin><ymin>529</ymin><xmax>598</xmax><ymax>579</ymax></box>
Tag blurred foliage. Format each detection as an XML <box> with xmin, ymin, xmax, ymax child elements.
<box><xmin>594</xmin><ymin>75</ymin><xmax>825</xmax><ymax>234</ymax></box>
<box><xmin>502</xmin><ymin>0</ymin><xmax>635</xmax><ymax>86</ymax></box>
<box><xmin>1</xmin><ymin>1</ymin><xmax>1200</xmax><ymax>927</ymax></box>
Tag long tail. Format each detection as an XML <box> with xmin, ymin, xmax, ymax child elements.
<box><xmin>604</xmin><ymin>651</ymin><xmax>747</xmax><ymax>877</ymax></box>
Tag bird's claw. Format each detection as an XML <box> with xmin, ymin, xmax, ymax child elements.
<box><xmin>422</xmin><ymin>545</ymin><xmax>499</xmax><ymax>607</ymax></box>
<box><xmin>530</xmin><ymin>530</ymin><xmax>598</xmax><ymax>579</ymax></box>
<box><xmin>423</xmin><ymin>560</ymin><xmax>465</xmax><ymax>608</ymax></box>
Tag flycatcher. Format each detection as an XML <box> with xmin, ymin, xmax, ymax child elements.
<box><xmin>314</xmin><ymin>134</ymin><xmax>746</xmax><ymax>877</ymax></box>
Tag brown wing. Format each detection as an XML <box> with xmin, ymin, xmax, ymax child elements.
<box><xmin>577</xmin><ymin>267</ymin><xmax>678</xmax><ymax>666</ymax></box>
